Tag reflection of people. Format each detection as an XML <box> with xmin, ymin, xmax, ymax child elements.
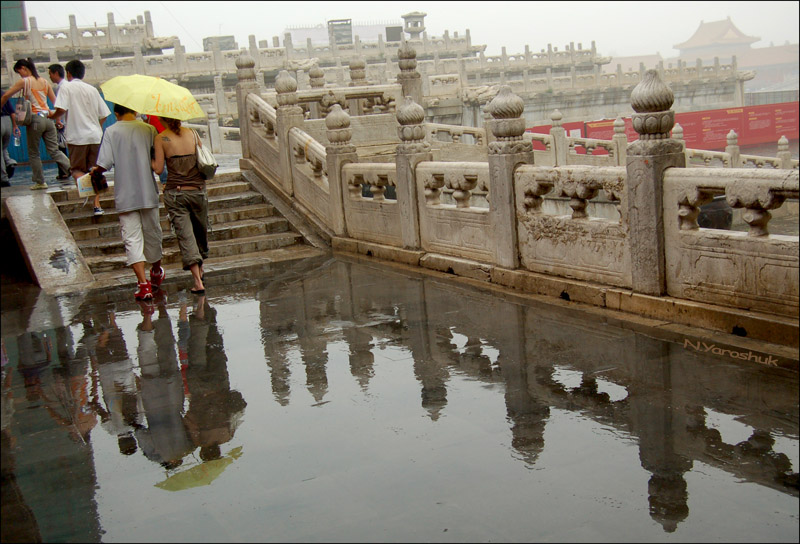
<box><xmin>89</xmin><ymin>310</ymin><xmax>144</xmax><ymax>455</ymax></box>
<box><xmin>47</xmin><ymin>63</ymin><xmax>71</xmax><ymax>182</ymax></box>
<box><xmin>135</xmin><ymin>296</ymin><xmax>193</xmax><ymax>469</ymax></box>
<box><xmin>50</xmin><ymin>60</ymin><xmax>110</xmax><ymax>214</ymax></box>
<box><xmin>0</xmin><ymin>59</ymin><xmax>71</xmax><ymax>190</ymax></box>
<box><xmin>152</xmin><ymin>116</ymin><xmax>209</xmax><ymax>294</ymax></box>
<box><xmin>183</xmin><ymin>296</ymin><xmax>246</xmax><ymax>461</ymax></box>
<box><xmin>93</xmin><ymin>103</ymin><xmax>164</xmax><ymax>300</ymax></box>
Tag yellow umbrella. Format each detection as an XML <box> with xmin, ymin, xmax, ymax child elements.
<box><xmin>100</xmin><ymin>74</ymin><xmax>206</xmax><ymax>121</ymax></box>
<box><xmin>154</xmin><ymin>446</ymin><xmax>242</xmax><ymax>492</ymax></box>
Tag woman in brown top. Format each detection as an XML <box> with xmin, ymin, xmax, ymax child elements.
<box><xmin>151</xmin><ymin>117</ymin><xmax>209</xmax><ymax>294</ymax></box>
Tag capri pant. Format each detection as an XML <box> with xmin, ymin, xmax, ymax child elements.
<box><xmin>119</xmin><ymin>207</ymin><xmax>163</xmax><ymax>267</ymax></box>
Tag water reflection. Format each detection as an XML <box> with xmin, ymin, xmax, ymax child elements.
<box><xmin>0</xmin><ymin>256</ymin><xmax>797</xmax><ymax>542</ymax></box>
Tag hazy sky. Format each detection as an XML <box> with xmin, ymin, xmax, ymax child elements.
<box><xmin>22</xmin><ymin>1</ymin><xmax>800</xmax><ymax>59</ymax></box>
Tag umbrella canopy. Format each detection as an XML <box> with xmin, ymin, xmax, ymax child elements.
<box><xmin>154</xmin><ymin>446</ymin><xmax>242</xmax><ymax>492</ymax></box>
<box><xmin>100</xmin><ymin>74</ymin><xmax>206</xmax><ymax>121</ymax></box>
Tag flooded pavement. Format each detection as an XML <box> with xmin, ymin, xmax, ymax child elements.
<box><xmin>1</xmin><ymin>255</ymin><xmax>798</xmax><ymax>543</ymax></box>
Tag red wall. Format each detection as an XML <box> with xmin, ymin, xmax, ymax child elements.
<box><xmin>528</xmin><ymin>102</ymin><xmax>799</xmax><ymax>152</ymax></box>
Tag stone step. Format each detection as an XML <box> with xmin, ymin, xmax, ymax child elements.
<box><xmin>60</xmin><ymin>190</ymin><xmax>268</xmax><ymax>228</ymax></box>
<box><xmin>68</xmin><ymin>203</ymin><xmax>279</xmax><ymax>241</ymax></box>
<box><xmin>54</xmin><ymin>180</ymin><xmax>253</xmax><ymax>214</ymax></box>
<box><xmin>78</xmin><ymin>217</ymin><xmax>291</xmax><ymax>256</ymax></box>
<box><xmin>89</xmin><ymin>243</ymin><xmax>328</xmax><ymax>288</ymax></box>
<box><xmin>84</xmin><ymin>231</ymin><xmax>304</xmax><ymax>273</ymax></box>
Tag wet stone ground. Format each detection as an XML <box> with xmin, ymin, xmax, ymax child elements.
<box><xmin>1</xmin><ymin>255</ymin><xmax>798</xmax><ymax>542</ymax></box>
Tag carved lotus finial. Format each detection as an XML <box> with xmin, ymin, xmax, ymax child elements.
<box><xmin>488</xmin><ymin>86</ymin><xmax>524</xmax><ymax>120</ymax></box>
<box><xmin>672</xmin><ymin>123</ymin><xmax>684</xmax><ymax>139</ymax></box>
<box><xmin>309</xmin><ymin>63</ymin><xmax>324</xmax><ymax>79</ymax></box>
<box><xmin>325</xmin><ymin>104</ymin><xmax>350</xmax><ymax>131</ymax></box>
<box><xmin>349</xmin><ymin>58</ymin><xmax>366</xmax><ymax>71</ymax></box>
<box><xmin>630</xmin><ymin>69</ymin><xmax>673</xmax><ymax>113</ymax></box>
<box><xmin>550</xmin><ymin>109</ymin><xmax>563</xmax><ymax>128</ymax></box>
<box><xmin>726</xmin><ymin>130</ymin><xmax>738</xmax><ymax>146</ymax></box>
<box><xmin>630</xmin><ymin>70</ymin><xmax>675</xmax><ymax>140</ymax></box>
<box><xmin>613</xmin><ymin>116</ymin><xmax>625</xmax><ymax>134</ymax></box>
<box><xmin>275</xmin><ymin>70</ymin><xmax>297</xmax><ymax>94</ymax></box>
<box><xmin>235</xmin><ymin>49</ymin><xmax>255</xmax><ymax>71</ymax></box>
<box><xmin>396</xmin><ymin>96</ymin><xmax>425</xmax><ymax>126</ymax></box>
<box><xmin>778</xmin><ymin>135</ymin><xmax>789</xmax><ymax>151</ymax></box>
<box><xmin>398</xmin><ymin>39</ymin><xmax>416</xmax><ymax>60</ymax></box>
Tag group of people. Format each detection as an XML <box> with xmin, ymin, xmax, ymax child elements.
<box><xmin>1</xmin><ymin>59</ymin><xmax>211</xmax><ymax>300</ymax></box>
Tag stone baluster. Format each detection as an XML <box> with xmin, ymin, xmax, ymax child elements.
<box><xmin>324</xmin><ymin>104</ymin><xmax>356</xmax><ymax>236</ymax></box>
<box><xmin>236</xmin><ymin>51</ymin><xmax>259</xmax><ymax>164</ymax></box>
<box><xmin>107</xmin><ymin>12</ymin><xmax>119</xmax><ymax>44</ymax></box>
<box><xmin>395</xmin><ymin>97</ymin><xmax>431</xmax><ymax>249</ymax></box>
<box><xmin>626</xmin><ymin>69</ymin><xmax>684</xmax><ymax>296</ymax></box>
<box><xmin>397</xmin><ymin>39</ymin><xmax>423</xmax><ymax>107</ymax></box>
<box><xmin>726</xmin><ymin>181</ymin><xmax>787</xmax><ymax>237</ymax></box>
<box><xmin>486</xmin><ymin>86</ymin><xmax>532</xmax><ymax>268</ymax></box>
<box><xmin>275</xmin><ymin>70</ymin><xmax>305</xmax><ymax>196</ymax></box>
<box><xmin>549</xmin><ymin>109</ymin><xmax>567</xmax><ymax>166</ymax></box>
<box><xmin>725</xmin><ymin>130</ymin><xmax>741</xmax><ymax>167</ymax></box>
<box><xmin>561</xmin><ymin>168</ymin><xmax>599</xmax><ymax>219</ymax></box>
<box><xmin>613</xmin><ymin>116</ymin><xmax>627</xmax><ymax>166</ymax></box>
<box><xmin>677</xmin><ymin>186</ymin><xmax>715</xmax><ymax>231</ymax></box>
<box><xmin>207</xmin><ymin>108</ymin><xmax>221</xmax><ymax>154</ymax></box>
<box><xmin>49</xmin><ymin>50</ymin><xmax>59</xmax><ymax>64</ymax></box>
<box><xmin>777</xmin><ymin>136</ymin><xmax>793</xmax><ymax>170</ymax></box>
<box><xmin>68</xmin><ymin>15</ymin><xmax>79</xmax><ymax>49</ymax></box>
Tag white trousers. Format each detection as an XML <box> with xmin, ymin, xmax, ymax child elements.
<box><xmin>119</xmin><ymin>208</ymin><xmax>163</xmax><ymax>267</ymax></box>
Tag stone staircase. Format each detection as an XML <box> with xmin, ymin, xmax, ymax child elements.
<box><xmin>51</xmin><ymin>171</ymin><xmax>326</xmax><ymax>287</ymax></box>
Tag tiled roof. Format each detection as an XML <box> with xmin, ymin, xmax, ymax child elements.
<box><xmin>674</xmin><ymin>18</ymin><xmax>760</xmax><ymax>50</ymax></box>
<box><xmin>737</xmin><ymin>44</ymin><xmax>799</xmax><ymax>67</ymax></box>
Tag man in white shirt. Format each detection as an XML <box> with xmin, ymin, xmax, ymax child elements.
<box><xmin>50</xmin><ymin>59</ymin><xmax>111</xmax><ymax>214</ymax></box>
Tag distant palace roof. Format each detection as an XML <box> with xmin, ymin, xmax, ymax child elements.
<box><xmin>673</xmin><ymin>17</ymin><xmax>760</xmax><ymax>50</ymax></box>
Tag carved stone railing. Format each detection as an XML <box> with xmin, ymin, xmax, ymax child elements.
<box><xmin>514</xmin><ymin>165</ymin><xmax>630</xmax><ymax>287</ymax></box>
<box><xmin>235</xmin><ymin>54</ymin><xmax>799</xmax><ymax>337</ymax></box>
<box><xmin>416</xmin><ymin>162</ymin><xmax>493</xmax><ymax>262</ymax></box>
<box><xmin>288</xmin><ymin>126</ymin><xmax>330</xmax><ymax>224</ymax></box>
<box><xmin>663</xmin><ymin>167</ymin><xmax>799</xmax><ymax>316</ymax></box>
<box><xmin>340</xmin><ymin>163</ymin><xmax>402</xmax><ymax>246</ymax></box>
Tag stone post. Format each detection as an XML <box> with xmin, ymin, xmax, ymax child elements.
<box><xmin>397</xmin><ymin>40</ymin><xmax>423</xmax><ymax>107</ymax></box>
<box><xmin>777</xmin><ymin>136</ymin><xmax>793</xmax><ymax>169</ymax></box>
<box><xmin>324</xmin><ymin>105</ymin><xmax>357</xmax><ymax>236</ymax></box>
<box><xmin>49</xmin><ymin>50</ymin><xmax>59</xmax><ymax>64</ymax></box>
<box><xmin>235</xmin><ymin>51</ymin><xmax>259</xmax><ymax>163</ymax></box>
<box><xmin>275</xmin><ymin>70</ymin><xmax>305</xmax><ymax>196</ymax></box>
<box><xmin>349</xmin><ymin>58</ymin><xmax>367</xmax><ymax>87</ymax></box>
<box><xmin>30</xmin><ymin>17</ymin><xmax>42</xmax><ymax>51</ymax></box>
<box><xmin>214</xmin><ymin>75</ymin><xmax>227</xmax><ymax>116</ymax></box>
<box><xmin>207</xmin><ymin>108</ymin><xmax>222</xmax><ymax>153</ymax></box>
<box><xmin>249</xmin><ymin>35</ymin><xmax>260</xmax><ymax>68</ymax></box>
<box><xmin>91</xmin><ymin>47</ymin><xmax>105</xmax><ymax>80</ymax></box>
<box><xmin>549</xmin><ymin>109</ymin><xmax>567</xmax><ymax>166</ymax></box>
<box><xmin>284</xmin><ymin>32</ymin><xmax>294</xmax><ymax>60</ymax></box>
<box><xmin>725</xmin><ymin>130</ymin><xmax>741</xmax><ymax>167</ymax></box>
<box><xmin>134</xmin><ymin>44</ymin><xmax>145</xmax><ymax>75</ymax></box>
<box><xmin>211</xmin><ymin>38</ymin><xmax>223</xmax><ymax>72</ymax></box>
<box><xmin>144</xmin><ymin>10</ymin><xmax>154</xmax><ymax>38</ymax></box>
<box><xmin>107</xmin><ymin>13</ymin><xmax>119</xmax><ymax>45</ymax></box>
<box><xmin>173</xmin><ymin>38</ymin><xmax>186</xmax><ymax>73</ymax></box>
<box><xmin>395</xmin><ymin>97</ymin><xmax>432</xmax><ymax>249</ymax></box>
<box><xmin>626</xmin><ymin>69</ymin><xmax>684</xmax><ymax>296</ymax></box>
<box><xmin>486</xmin><ymin>86</ymin><xmax>532</xmax><ymax>269</ymax></box>
<box><xmin>612</xmin><ymin>116</ymin><xmax>627</xmax><ymax>167</ymax></box>
<box><xmin>69</xmin><ymin>15</ymin><xmax>79</xmax><ymax>49</ymax></box>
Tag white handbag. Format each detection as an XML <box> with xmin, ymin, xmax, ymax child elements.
<box><xmin>193</xmin><ymin>129</ymin><xmax>218</xmax><ymax>180</ymax></box>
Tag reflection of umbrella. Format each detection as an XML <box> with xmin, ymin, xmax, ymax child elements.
<box><xmin>154</xmin><ymin>446</ymin><xmax>242</xmax><ymax>492</ymax></box>
<box><xmin>100</xmin><ymin>75</ymin><xmax>206</xmax><ymax>121</ymax></box>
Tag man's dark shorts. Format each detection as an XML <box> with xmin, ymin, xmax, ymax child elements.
<box><xmin>67</xmin><ymin>143</ymin><xmax>100</xmax><ymax>176</ymax></box>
